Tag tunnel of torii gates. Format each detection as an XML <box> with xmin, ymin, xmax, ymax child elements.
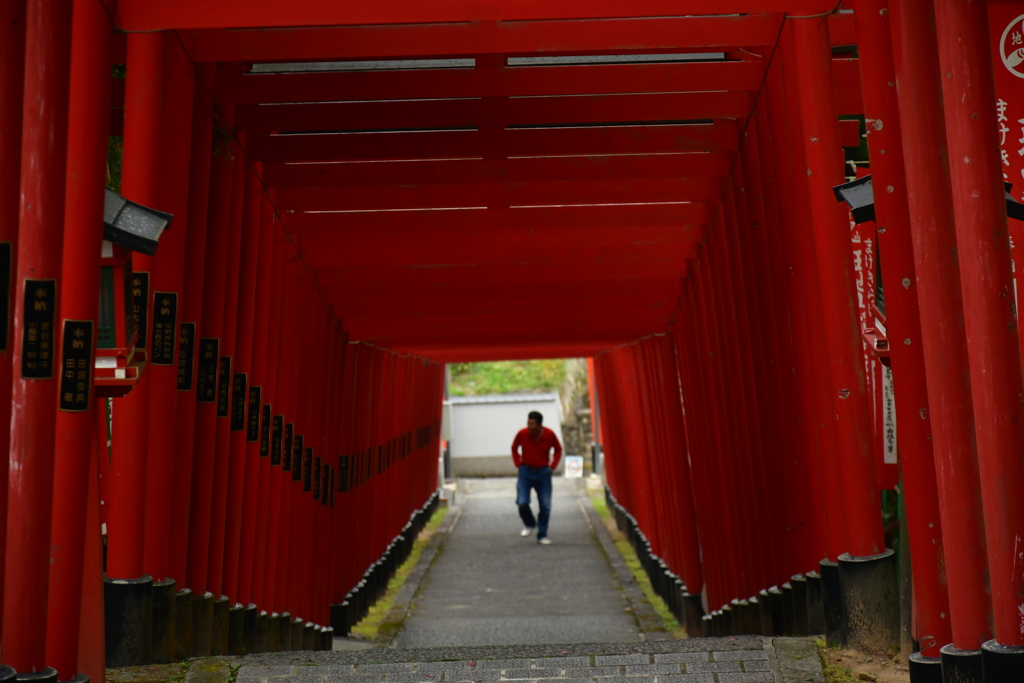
<box><xmin>6</xmin><ymin>0</ymin><xmax>1024</xmax><ymax>681</ymax></box>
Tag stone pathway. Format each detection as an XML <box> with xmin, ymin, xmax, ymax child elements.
<box><xmin>232</xmin><ymin>637</ymin><xmax>822</xmax><ymax>683</ymax></box>
<box><xmin>394</xmin><ymin>478</ymin><xmax>640</xmax><ymax>648</ymax></box>
<box><xmin>187</xmin><ymin>478</ymin><xmax>827</xmax><ymax>683</ymax></box>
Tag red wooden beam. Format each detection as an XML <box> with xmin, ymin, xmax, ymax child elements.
<box><xmin>216</xmin><ymin>61</ymin><xmax>765</xmax><ymax>104</ymax></box>
<box><xmin>316</xmin><ymin>259</ymin><xmax>693</xmax><ymax>287</ymax></box>
<box><xmin>285</xmin><ymin>202</ymin><xmax>712</xmax><ymax>236</ymax></box>
<box><xmin>301</xmin><ymin>236</ymin><xmax>697</xmax><ymax>269</ymax></box>
<box><xmin>233</xmin><ymin>91</ymin><xmax>752</xmax><ymax>133</ymax></box>
<box><xmin>342</xmin><ymin>310</ymin><xmax>670</xmax><ymax>343</ymax></box>
<box><xmin>189</xmin><ymin>16</ymin><xmax>781</xmax><ymax>63</ymax></box>
<box><xmin>334</xmin><ymin>289</ymin><xmax>681</xmax><ymax>320</ymax></box>
<box><xmin>247</xmin><ymin>122</ymin><xmax>739</xmax><ymax>163</ymax></box>
<box><xmin>839</xmin><ymin>118</ymin><xmax>861</xmax><ymax>148</ymax></box>
<box><xmin>323</xmin><ymin>270</ymin><xmax>675</xmax><ymax>294</ymax></box>
<box><xmin>119</xmin><ymin>1</ymin><xmax>833</xmax><ymax>30</ymax></box>
<box><xmin>263</xmin><ymin>153</ymin><xmax>730</xmax><ymax>188</ymax></box>
<box><xmin>299</xmin><ymin>227</ymin><xmax>700</xmax><ymax>270</ymax></box>
<box><xmin>417</xmin><ymin>344</ymin><xmax>619</xmax><ymax>363</ymax></box>
<box><xmin>274</xmin><ymin>177</ymin><xmax>722</xmax><ymax>211</ymax></box>
<box><xmin>325</xmin><ymin>277</ymin><xmax>682</xmax><ymax>315</ymax></box>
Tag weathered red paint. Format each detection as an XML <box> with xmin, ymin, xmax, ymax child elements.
<box><xmin>890</xmin><ymin>0</ymin><xmax>993</xmax><ymax>650</ymax></box>
<box><xmin>853</xmin><ymin>0</ymin><xmax>952</xmax><ymax>657</ymax></box>
<box><xmin>2</xmin><ymin>0</ymin><xmax>73</xmax><ymax>670</ymax></box>
<box><xmin>46</xmin><ymin>0</ymin><xmax>112</xmax><ymax>674</ymax></box>
<box><xmin>934</xmin><ymin>0</ymin><xmax>1024</xmax><ymax>649</ymax></box>
<box><xmin>789</xmin><ymin>15</ymin><xmax>885</xmax><ymax>558</ymax></box>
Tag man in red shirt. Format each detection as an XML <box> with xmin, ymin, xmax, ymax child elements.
<box><xmin>511</xmin><ymin>411</ymin><xmax>563</xmax><ymax>545</ymax></box>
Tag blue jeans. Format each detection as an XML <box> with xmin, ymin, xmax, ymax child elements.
<box><xmin>517</xmin><ymin>465</ymin><xmax>552</xmax><ymax>538</ymax></box>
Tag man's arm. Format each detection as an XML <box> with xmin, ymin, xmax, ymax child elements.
<box><xmin>511</xmin><ymin>431</ymin><xmax>522</xmax><ymax>468</ymax></box>
<box><xmin>549</xmin><ymin>431</ymin><xmax>563</xmax><ymax>471</ymax></box>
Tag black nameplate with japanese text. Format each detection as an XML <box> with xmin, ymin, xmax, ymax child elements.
<box><xmin>283</xmin><ymin>423</ymin><xmax>294</xmax><ymax>470</ymax></box>
<box><xmin>271</xmin><ymin>415</ymin><xmax>284</xmax><ymax>465</ymax></box>
<box><xmin>246</xmin><ymin>386</ymin><xmax>261</xmax><ymax>441</ymax></box>
<box><xmin>59</xmin><ymin>320</ymin><xmax>93</xmax><ymax>412</ymax></box>
<box><xmin>321</xmin><ymin>464</ymin><xmax>329</xmax><ymax>505</ymax></box>
<box><xmin>338</xmin><ymin>455</ymin><xmax>349</xmax><ymax>493</ymax></box>
<box><xmin>177</xmin><ymin>323</ymin><xmax>196</xmax><ymax>390</ymax></box>
<box><xmin>196</xmin><ymin>338</ymin><xmax>219</xmax><ymax>402</ymax></box>
<box><xmin>260</xmin><ymin>404</ymin><xmax>271</xmax><ymax>455</ymax></box>
<box><xmin>292</xmin><ymin>435</ymin><xmax>304</xmax><ymax>481</ymax></box>
<box><xmin>0</xmin><ymin>242</ymin><xmax>12</xmax><ymax>351</ymax></box>
<box><xmin>313</xmin><ymin>456</ymin><xmax>321</xmax><ymax>499</ymax></box>
<box><xmin>230</xmin><ymin>372</ymin><xmax>247</xmax><ymax>431</ymax></box>
<box><xmin>21</xmin><ymin>279</ymin><xmax>56</xmax><ymax>379</ymax></box>
<box><xmin>330</xmin><ymin>469</ymin><xmax>336</xmax><ymax>508</ymax></box>
<box><xmin>132</xmin><ymin>272</ymin><xmax>150</xmax><ymax>350</ymax></box>
<box><xmin>150</xmin><ymin>292</ymin><xmax>177</xmax><ymax>365</ymax></box>
<box><xmin>303</xmin><ymin>448</ymin><xmax>313</xmax><ymax>492</ymax></box>
<box><xmin>216</xmin><ymin>356</ymin><xmax>231</xmax><ymax>417</ymax></box>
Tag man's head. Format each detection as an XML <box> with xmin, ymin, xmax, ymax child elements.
<box><xmin>527</xmin><ymin>411</ymin><xmax>544</xmax><ymax>437</ymax></box>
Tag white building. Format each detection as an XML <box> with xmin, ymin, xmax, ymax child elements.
<box><xmin>442</xmin><ymin>393</ymin><xmax>565</xmax><ymax>477</ymax></box>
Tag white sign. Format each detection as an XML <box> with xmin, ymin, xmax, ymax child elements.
<box><xmin>563</xmin><ymin>455</ymin><xmax>584</xmax><ymax>478</ymax></box>
<box><xmin>882</xmin><ymin>365</ymin><xmax>898</xmax><ymax>465</ymax></box>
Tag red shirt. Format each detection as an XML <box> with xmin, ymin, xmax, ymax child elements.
<box><xmin>511</xmin><ymin>427</ymin><xmax>563</xmax><ymax>470</ymax></box>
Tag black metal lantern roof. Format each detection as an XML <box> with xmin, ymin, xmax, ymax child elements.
<box><xmin>835</xmin><ymin>176</ymin><xmax>1024</xmax><ymax>226</ymax></box>
<box><xmin>103</xmin><ymin>190</ymin><xmax>173</xmax><ymax>256</ymax></box>
<box><xmin>832</xmin><ymin>175</ymin><xmax>875</xmax><ymax>225</ymax></box>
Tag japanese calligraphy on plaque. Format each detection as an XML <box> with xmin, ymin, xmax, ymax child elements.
<box><xmin>303</xmin><ymin>448</ymin><xmax>313</xmax><ymax>492</ymax></box>
<box><xmin>313</xmin><ymin>456</ymin><xmax>321</xmax><ymax>499</ymax></box>
<box><xmin>271</xmin><ymin>415</ymin><xmax>283</xmax><ymax>465</ymax></box>
<box><xmin>177</xmin><ymin>323</ymin><xmax>196</xmax><ymax>390</ymax></box>
<box><xmin>321</xmin><ymin>464</ymin><xmax>329</xmax><ymax>505</ymax></box>
<box><xmin>246</xmin><ymin>386</ymin><xmax>261</xmax><ymax>441</ymax></box>
<box><xmin>230</xmin><ymin>372</ymin><xmax>248</xmax><ymax>431</ymax></box>
<box><xmin>195</xmin><ymin>338</ymin><xmax>219</xmax><ymax>402</ymax></box>
<box><xmin>292</xmin><ymin>434</ymin><xmax>304</xmax><ymax>481</ymax></box>
<box><xmin>330</xmin><ymin>469</ymin><xmax>336</xmax><ymax>508</ymax></box>
<box><xmin>216</xmin><ymin>356</ymin><xmax>231</xmax><ymax>417</ymax></box>
<box><xmin>21</xmin><ymin>279</ymin><xmax>56</xmax><ymax>379</ymax></box>
<box><xmin>132</xmin><ymin>272</ymin><xmax>150</xmax><ymax>350</ymax></box>
<box><xmin>0</xmin><ymin>243</ymin><xmax>11</xmax><ymax>351</ymax></box>
<box><xmin>150</xmin><ymin>292</ymin><xmax>177</xmax><ymax>365</ymax></box>
<box><xmin>337</xmin><ymin>455</ymin><xmax>349</xmax><ymax>492</ymax></box>
<box><xmin>283</xmin><ymin>423</ymin><xmax>294</xmax><ymax>470</ymax></box>
<box><xmin>59</xmin><ymin>320</ymin><xmax>93</xmax><ymax>412</ymax></box>
<box><xmin>260</xmin><ymin>404</ymin><xmax>271</xmax><ymax>455</ymax></box>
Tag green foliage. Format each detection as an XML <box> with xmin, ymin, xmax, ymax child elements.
<box><xmin>448</xmin><ymin>359</ymin><xmax>569</xmax><ymax>396</ymax></box>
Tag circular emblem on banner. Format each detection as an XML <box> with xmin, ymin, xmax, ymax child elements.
<box><xmin>1001</xmin><ymin>14</ymin><xmax>1024</xmax><ymax>78</ymax></box>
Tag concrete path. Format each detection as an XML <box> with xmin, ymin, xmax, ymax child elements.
<box><xmin>393</xmin><ymin>478</ymin><xmax>641</xmax><ymax>648</ymax></box>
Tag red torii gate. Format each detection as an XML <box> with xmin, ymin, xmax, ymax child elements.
<box><xmin>1</xmin><ymin>1</ymin><xmax>1023</xmax><ymax>683</ymax></box>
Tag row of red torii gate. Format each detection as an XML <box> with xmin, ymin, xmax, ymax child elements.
<box><xmin>3</xmin><ymin>1</ymin><xmax>1024</xmax><ymax>683</ymax></box>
